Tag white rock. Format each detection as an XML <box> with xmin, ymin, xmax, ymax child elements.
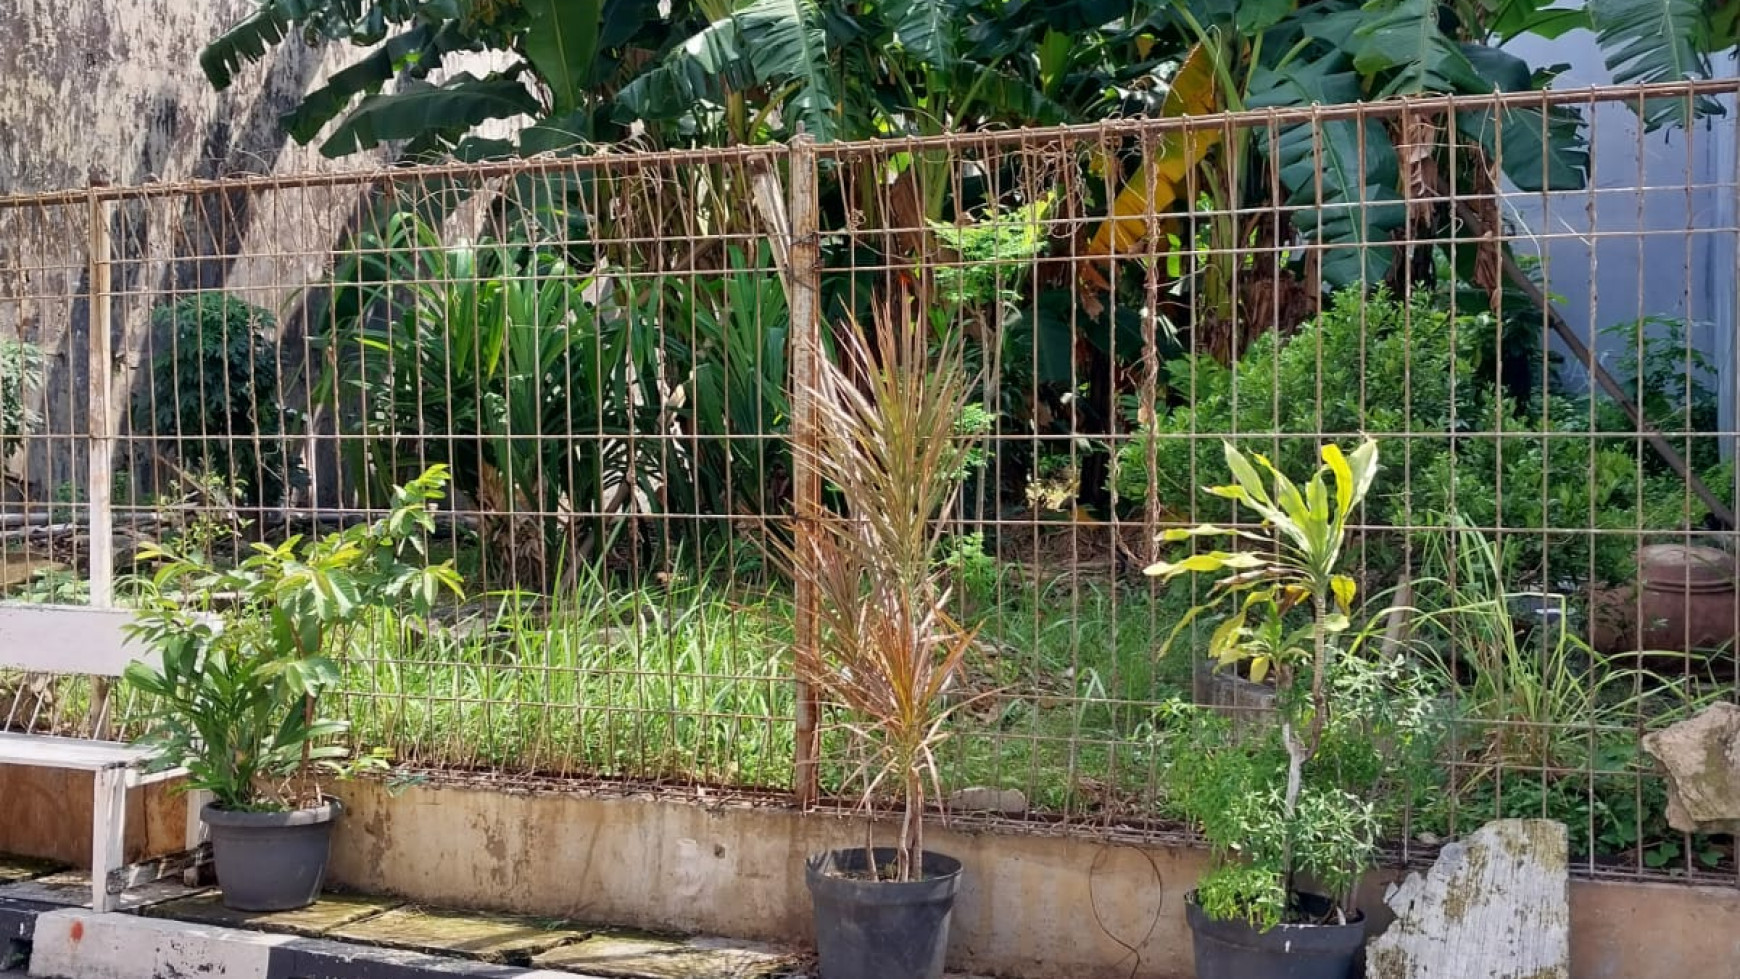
<box><xmin>1642</xmin><ymin>702</ymin><xmax>1740</xmax><ymax>835</ymax></box>
<box><xmin>1366</xmin><ymin>819</ymin><xmax>1568</xmax><ymax>979</ymax></box>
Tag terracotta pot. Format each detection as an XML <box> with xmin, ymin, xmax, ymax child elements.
<box><xmin>1589</xmin><ymin>544</ymin><xmax>1739</xmax><ymax>663</ymax></box>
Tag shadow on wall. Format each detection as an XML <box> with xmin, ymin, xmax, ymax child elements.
<box><xmin>32</xmin><ymin>39</ymin><xmax>366</xmax><ymax>505</ymax></box>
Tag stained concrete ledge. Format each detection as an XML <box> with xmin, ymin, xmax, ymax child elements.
<box><xmin>324</xmin><ymin>777</ymin><xmax>1740</xmax><ymax>979</ymax></box>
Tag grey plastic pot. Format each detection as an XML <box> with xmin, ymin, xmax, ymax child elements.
<box><xmin>202</xmin><ymin>800</ymin><xmax>338</xmax><ymax>912</ymax></box>
<box><xmin>1186</xmin><ymin>890</ymin><xmax>1366</xmax><ymax>979</ymax></box>
<box><xmin>805</xmin><ymin>847</ymin><xmax>963</xmax><ymax>979</ymax></box>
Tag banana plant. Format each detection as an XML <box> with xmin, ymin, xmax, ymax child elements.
<box><xmin>202</xmin><ymin>0</ymin><xmax>669</xmax><ymax>158</ymax></box>
<box><xmin>1146</xmin><ymin>438</ymin><xmax>1379</xmax><ymax>860</ymax></box>
<box><xmin>1081</xmin><ymin>0</ymin><xmax>1734</xmax><ymax>319</ymax></box>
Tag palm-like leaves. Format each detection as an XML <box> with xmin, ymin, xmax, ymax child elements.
<box><xmin>1147</xmin><ymin>440</ymin><xmax>1378</xmax><ymax>820</ymax></box>
<box><xmin>1590</xmin><ymin>0</ymin><xmax>1732</xmax><ymax>130</ymax></box>
<box><xmin>785</xmin><ymin>301</ymin><xmax>982</xmax><ymax>883</ymax></box>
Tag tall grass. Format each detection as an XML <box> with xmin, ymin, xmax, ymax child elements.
<box><xmin>338</xmin><ymin>570</ymin><xmax>797</xmax><ymax>787</ymax></box>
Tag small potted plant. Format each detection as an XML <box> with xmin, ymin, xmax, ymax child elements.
<box><xmin>785</xmin><ymin>301</ymin><xmax>984</xmax><ymax>979</ymax></box>
<box><xmin>124</xmin><ymin>466</ymin><xmax>462</xmax><ymax>912</ymax></box>
<box><xmin>1148</xmin><ymin>439</ymin><xmax>1385</xmax><ymax>979</ymax></box>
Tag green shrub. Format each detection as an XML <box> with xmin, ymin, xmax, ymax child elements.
<box><xmin>1115</xmin><ymin>289</ymin><xmax>1721</xmax><ymax>586</ymax></box>
<box><xmin>134</xmin><ymin>293</ymin><xmax>302</xmax><ymax>509</ymax></box>
<box><xmin>0</xmin><ymin>337</ymin><xmax>43</xmax><ymax>462</ymax></box>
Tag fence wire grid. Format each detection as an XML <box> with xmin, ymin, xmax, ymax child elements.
<box><xmin>1</xmin><ymin>80</ymin><xmax>1738</xmax><ymax>885</ymax></box>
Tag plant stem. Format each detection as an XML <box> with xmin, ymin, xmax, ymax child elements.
<box><xmin>900</xmin><ymin>766</ymin><xmax>924</xmax><ymax>883</ymax></box>
<box><xmin>1308</xmin><ymin>593</ymin><xmax>1329</xmax><ymax>756</ymax></box>
<box><xmin>1280</xmin><ymin>714</ymin><xmax>1305</xmax><ymax>901</ymax></box>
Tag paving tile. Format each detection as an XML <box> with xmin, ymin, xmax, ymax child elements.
<box><xmin>0</xmin><ymin>855</ymin><xmax>64</xmax><ymax>884</ymax></box>
<box><xmin>144</xmin><ymin>891</ymin><xmax>401</xmax><ymax>936</ymax></box>
<box><xmin>329</xmin><ymin>905</ymin><xmax>590</xmax><ymax>964</ymax></box>
<box><xmin>531</xmin><ymin>934</ymin><xmax>796</xmax><ymax>979</ymax></box>
<box><xmin>0</xmin><ymin>870</ymin><xmax>203</xmax><ymax>910</ymax></box>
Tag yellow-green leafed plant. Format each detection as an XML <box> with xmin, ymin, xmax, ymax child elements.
<box><xmin>1146</xmin><ymin>438</ymin><xmax>1379</xmax><ymax>902</ymax></box>
<box><xmin>784</xmin><ymin>299</ymin><xmax>984</xmax><ymax>884</ymax></box>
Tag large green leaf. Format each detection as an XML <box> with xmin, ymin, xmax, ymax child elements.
<box><xmin>1351</xmin><ymin>0</ymin><xmax>1490</xmax><ymax>96</ymax></box>
<box><xmin>1488</xmin><ymin>0</ymin><xmax>1592</xmax><ymax>41</ymax></box>
<box><xmin>320</xmin><ymin>73</ymin><xmax>542</xmax><ymax>157</ymax></box>
<box><xmin>283</xmin><ymin>23</ymin><xmax>473</xmax><ymax>144</ymax></box>
<box><xmin>615</xmin><ymin>17</ymin><xmax>746</xmax><ymax>122</ymax></box>
<box><xmin>951</xmin><ymin>61</ymin><xmax>1073</xmax><ymax>126</ymax></box>
<box><xmin>1249</xmin><ymin>56</ymin><xmax>1406</xmax><ymax>289</ymax></box>
<box><xmin>201</xmin><ymin>2</ymin><xmax>295</xmax><ymax>90</ymax></box>
<box><xmin>736</xmin><ymin>0</ymin><xmax>838</xmax><ymax>139</ymax></box>
<box><xmin>1589</xmin><ymin>0</ymin><xmax>1724</xmax><ymax>130</ymax></box>
<box><xmin>1457</xmin><ymin>44</ymin><xmax>1589</xmax><ymax>192</ymax></box>
<box><xmin>522</xmin><ymin>0</ymin><xmax>605</xmax><ymax>115</ymax></box>
<box><xmin>886</xmin><ymin>0</ymin><xmax>958</xmax><ymax>69</ymax></box>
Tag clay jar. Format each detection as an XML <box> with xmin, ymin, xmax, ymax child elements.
<box><xmin>1590</xmin><ymin>544</ymin><xmax>1740</xmax><ymax>663</ymax></box>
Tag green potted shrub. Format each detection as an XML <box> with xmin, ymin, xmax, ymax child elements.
<box><xmin>124</xmin><ymin>466</ymin><xmax>461</xmax><ymax>912</ymax></box>
<box><xmin>1148</xmin><ymin>439</ymin><xmax>1387</xmax><ymax>979</ymax></box>
<box><xmin>785</xmin><ymin>303</ymin><xmax>983</xmax><ymax>979</ymax></box>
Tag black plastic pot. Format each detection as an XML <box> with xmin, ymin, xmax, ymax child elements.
<box><xmin>202</xmin><ymin>800</ymin><xmax>339</xmax><ymax>912</ymax></box>
<box><xmin>805</xmin><ymin>847</ymin><xmax>963</xmax><ymax>979</ymax></box>
<box><xmin>1186</xmin><ymin>890</ymin><xmax>1366</xmax><ymax>979</ymax></box>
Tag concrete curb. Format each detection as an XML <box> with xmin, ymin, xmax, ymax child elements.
<box><xmin>26</xmin><ymin>910</ymin><xmax>604</xmax><ymax>979</ymax></box>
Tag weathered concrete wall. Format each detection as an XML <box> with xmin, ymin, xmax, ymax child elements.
<box><xmin>0</xmin><ymin>0</ymin><xmax>523</xmax><ymax>504</ymax></box>
<box><xmin>0</xmin><ymin>765</ymin><xmax>186</xmax><ymax>866</ymax></box>
<box><xmin>0</xmin><ymin>0</ymin><xmax>381</xmax><ymax>498</ymax></box>
<box><xmin>322</xmin><ymin>778</ymin><xmax>1740</xmax><ymax>979</ymax></box>
<box><xmin>329</xmin><ymin>780</ymin><xmax>1207</xmax><ymax>979</ymax></box>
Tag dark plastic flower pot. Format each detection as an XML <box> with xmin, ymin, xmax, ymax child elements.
<box><xmin>1186</xmin><ymin>889</ymin><xmax>1366</xmax><ymax>979</ymax></box>
<box><xmin>202</xmin><ymin>800</ymin><xmax>338</xmax><ymax>912</ymax></box>
<box><xmin>805</xmin><ymin>847</ymin><xmax>963</xmax><ymax>979</ymax></box>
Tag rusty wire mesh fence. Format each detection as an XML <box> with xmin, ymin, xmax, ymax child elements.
<box><xmin>2</xmin><ymin>81</ymin><xmax>1738</xmax><ymax>884</ymax></box>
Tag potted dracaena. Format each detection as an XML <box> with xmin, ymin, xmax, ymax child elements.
<box><xmin>124</xmin><ymin>466</ymin><xmax>462</xmax><ymax>912</ymax></box>
<box><xmin>1148</xmin><ymin>439</ymin><xmax>1387</xmax><ymax>979</ymax></box>
<box><xmin>784</xmin><ymin>299</ymin><xmax>985</xmax><ymax>979</ymax></box>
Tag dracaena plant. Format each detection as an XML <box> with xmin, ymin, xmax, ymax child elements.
<box><xmin>124</xmin><ymin>465</ymin><xmax>463</xmax><ymax>811</ymax></box>
<box><xmin>785</xmin><ymin>299</ymin><xmax>984</xmax><ymax>884</ymax></box>
<box><xmin>1147</xmin><ymin>439</ymin><xmax>1382</xmax><ymax>924</ymax></box>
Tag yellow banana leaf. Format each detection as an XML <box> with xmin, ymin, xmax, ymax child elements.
<box><xmin>1086</xmin><ymin>43</ymin><xmax>1222</xmax><ymax>259</ymax></box>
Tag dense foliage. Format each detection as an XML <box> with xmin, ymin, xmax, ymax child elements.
<box><xmin>1114</xmin><ymin>289</ymin><xmax>1724</xmax><ymax>586</ymax></box>
<box><xmin>134</xmin><ymin>293</ymin><xmax>303</xmax><ymax>510</ymax></box>
<box><xmin>125</xmin><ymin>467</ymin><xmax>462</xmax><ymax>810</ymax></box>
<box><xmin>318</xmin><ymin>212</ymin><xmax>794</xmax><ymax>584</ymax></box>
<box><xmin>0</xmin><ymin>337</ymin><xmax>43</xmax><ymax>466</ymax></box>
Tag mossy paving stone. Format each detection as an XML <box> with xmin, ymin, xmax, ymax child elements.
<box><xmin>329</xmin><ymin>905</ymin><xmax>590</xmax><ymax>964</ymax></box>
<box><xmin>531</xmin><ymin>934</ymin><xmax>796</xmax><ymax>979</ymax></box>
<box><xmin>0</xmin><ymin>869</ymin><xmax>201</xmax><ymax>909</ymax></box>
<box><xmin>0</xmin><ymin>854</ymin><xmax>66</xmax><ymax>884</ymax></box>
<box><xmin>144</xmin><ymin>892</ymin><xmax>402</xmax><ymax>936</ymax></box>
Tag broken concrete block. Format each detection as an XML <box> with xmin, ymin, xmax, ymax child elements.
<box><xmin>1366</xmin><ymin>819</ymin><xmax>1568</xmax><ymax>979</ymax></box>
<box><xmin>1642</xmin><ymin>702</ymin><xmax>1740</xmax><ymax>835</ymax></box>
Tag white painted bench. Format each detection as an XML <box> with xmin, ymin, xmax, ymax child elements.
<box><xmin>0</xmin><ymin>604</ymin><xmax>203</xmax><ymax>911</ymax></box>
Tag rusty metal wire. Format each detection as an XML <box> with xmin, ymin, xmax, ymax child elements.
<box><xmin>0</xmin><ymin>80</ymin><xmax>1736</xmax><ymax>884</ymax></box>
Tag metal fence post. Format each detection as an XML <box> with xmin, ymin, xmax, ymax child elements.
<box><xmin>787</xmin><ymin>134</ymin><xmax>823</xmax><ymax>808</ymax></box>
<box><xmin>86</xmin><ymin>182</ymin><xmax>116</xmax><ymax>737</ymax></box>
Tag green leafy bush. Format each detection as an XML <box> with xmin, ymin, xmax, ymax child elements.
<box><xmin>0</xmin><ymin>337</ymin><xmax>43</xmax><ymax>463</ymax></box>
<box><xmin>1116</xmin><ymin>289</ymin><xmax>1720</xmax><ymax>586</ymax></box>
<box><xmin>124</xmin><ymin>466</ymin><xmax>462</xmax><ymax>811</ymax></box>
<box><xmin>322</xmin><ymin>215</ymin><xmax>795</xmax><ymax>582</ymax></box>
<box><xmin>1151</xmin><ymin>441</ymin><xmax>1438</xmax><ymax>927</ymax></box>
<box><xmin>133</xmin><ymin>293</ymin><xmax>302</xmax><ymax>509</ymax></box>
